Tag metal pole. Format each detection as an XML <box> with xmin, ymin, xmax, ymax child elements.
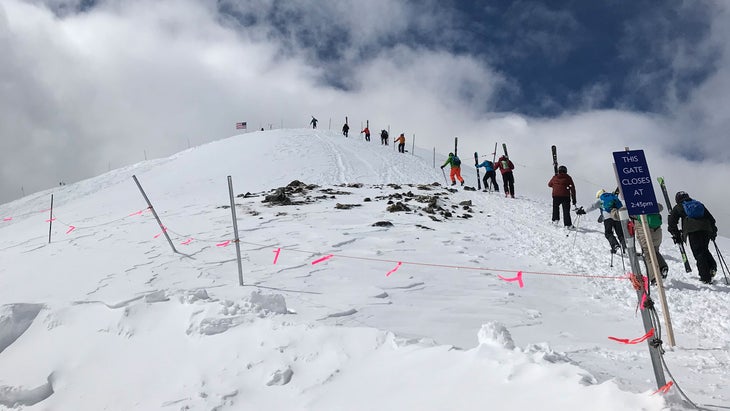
<box><xmin>48</xmin><ymin>194</ymin><xmax>54</xmax><ymax>244</ymax></box>
<box><xmin>640</xmin><ymin>214</ymin><xmax>675</xmax><ymax>346</ymax></box>
<box><xmin>433</xmin><ymin>147</ymin><xmax>436</xmax><ymax>168</ymax></box>
<box><xmin>411</xmin><ymin>134</ymin><xmax>415</xmax><ymax>155</ymax></box>
<box><xmin>227</xmin><ymin>176</ymin><xmax>245</xmax><ymax>286</ymax></box>
<box><xmin>132</xmin><ymin>175</ymin><xmax>178</xmax><ymax>254</ymax></box>
<box><xmin>614</xmin><ymin>164</ymin><xmax>666</xmax><ymax>388</ymax></box>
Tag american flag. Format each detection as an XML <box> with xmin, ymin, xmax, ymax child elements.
<box><xmin>235</xmin><ymin>122</ymin><xmax>247</xmax><ymax>130</ymax></box>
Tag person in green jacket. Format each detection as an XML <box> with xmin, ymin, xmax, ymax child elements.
<box><xmin>440</xmin><ymin>153</ymin><xmax>464</xmax><ymax>186</ymax></box>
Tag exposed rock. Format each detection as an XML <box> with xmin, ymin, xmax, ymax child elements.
<box><xmin>263</xmin><ymin>188</ymin><xmax>292</xmax><ymax>205</ymax></box>
<box><xmin>387</xmin><ymin>202</ymin><xmax>411</xmax><ymax>212</ymax></box>
<box><xmin>335</xmin><ymin>203</ymin><xmax>361</xmax><ymax>210</ymax></box>
<box><xmin>372</xmin><ymin>221</ymin><xmax>394</xmax><ymax>227</ymax></box>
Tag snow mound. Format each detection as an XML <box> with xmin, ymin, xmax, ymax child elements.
<box><xmin>477</xmin><ymin>321</ymin><xmax>515</xmax><ymax>350</ymax></box>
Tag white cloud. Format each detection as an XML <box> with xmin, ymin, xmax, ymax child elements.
<box><xmin>1</xmin><ymin>0</ymin><xmax>729</xmax><ymax>232</ymax></box>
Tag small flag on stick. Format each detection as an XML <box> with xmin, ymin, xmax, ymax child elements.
<box><xmin>235</xmin><ymin>122</ymin><xmax>247</xmax><ymax>130</ymax></box>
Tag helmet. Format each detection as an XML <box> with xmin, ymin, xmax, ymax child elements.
<box><xmin>557</xmin><ymin>165</ymin><xmax>567</xmax><ymax>174</ymax></box>
<box><xmin>448</xmin><ymin>152</ymin><xmax>454</xmax><ymax>157</ymax></box>
<box><xmin>675</xmin><ymin>191</ymin><xmax>690</xmax><ymax>204</ymax></box>
<box><xmin>596</xmin><ymin>189</ymin><xmax>605</xmax><ymax>199</ymax></box>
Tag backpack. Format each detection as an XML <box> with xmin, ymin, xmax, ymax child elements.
<box><xmin>682</xmin><ymin>199</ymin><xmax>705</xmax><ymax>219</ymax></box>
<box><xmin>646</xmin><ymin>213</ymin><xmax>662</xmax><ymax>229</ymax></box>
<box><xmin>452</xmin><ymin>155</ymin><xmax>461</xmax><ymax>166</ymax></box>
<box><xmin>599</xmin><ymin>193</ymin><xmax>622</xmax><ymax>212</ymax></box>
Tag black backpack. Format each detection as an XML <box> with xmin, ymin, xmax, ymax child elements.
<box><xmin>452</xmin><ymin>155</ymin><xmax>461</xmax><ymax>166</ymax></box>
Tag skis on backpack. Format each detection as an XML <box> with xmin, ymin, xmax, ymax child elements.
<box><xmin>474</xmin><ymin>152</ymin><xmax>481</xmax><ymax>190</ymax></box>
<box><xmin>551</xmin><ymin>145</ymin><xmax>558</xmax><ymax>175</ymax></box>
<box><xmin>657</xmin><ymin>176</ymin><xmax>692</xmax><ymax>273</ymax></box>
<box><xmin>502</xmin><ymin>143</ymin><xmax>509</xmax><ymax>158</ymax></box>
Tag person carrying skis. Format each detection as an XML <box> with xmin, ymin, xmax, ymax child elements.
<box><xmin>495</xmin><ymin>154</ymin><xmax>515</xmax><ymax>198</ymax></box>
<box><xmin>380</xmin><ymin>130</ymin><xmax>389</xmax><ymax>145</ymax></box>
<box><xmin>667</xmin><ymin>191</ymin><xmax>718</xmax><ymax>284</ymax></box>
<box><xmin>342</xmin><ymin>123</ymin><xmax>350</xmax><ymax>137</ymax></box>
<box><xmin>362</xmin><ymin>126</ymin><xmax>371</xmax><ymax>142</ymax></box>
<box><xmin>629</xmin><ymin>206</ymin><xmax>668</xmax><ymax>285</ymax></box>
<box><xmin>548</xmin><ymin>165</ymin><xmax>576</xmax><ymax>228</ymax></box>
<box><xmin>395</xmin><ymin>133</ymin><xmax>406</xmax><ymax>153</ymax></box>
<box><xmin>475</xmin><ymin>158</ymin><xmax>499</xmax><ymax>192</ymax></box>
<box><xmin>310</xmin><ymin>117</ymin><xmax>318</xmax><ymax>129</ymax></box>
<box><xmin>585</xmin><ymin>188</ymin><xmax>626</xmax><ymax>254</ymax></box>
<box><xmin>440</xmin><ymin>153</ymin><xmax>464</xmax><ymax>186</ymax></box>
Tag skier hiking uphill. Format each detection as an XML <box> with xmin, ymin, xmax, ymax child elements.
<box><xmin>361</xmin><ymin>126</ymin><xmax>370</xmax><ymax>142</ymax></box>
<box><xmin>310</xmin><ymin>117</ymin><xmax>318</xmax><ymax>129</ymax></box>
<box><xmin>395</xmin><ymin>133</ymin><xmax>406</xmax><ymax>153</ymax></box>
<box><xmin>630</xmin><ymin>205</ymin><xmax>668</xmax><ymax>285</ymax></box>
<box><xmin>440</xmin><ymin>153</ymin><xmax>465</xmax><ymax>186</ymax></box>
<box><xmin>548</xmin><ymin>165</ymin><xmax>576</xmax><ymax>228</ymax></box>
<box><xmin>585</xmin><ymin>189</ymin><xmax>626</xmax><ymax>254</ymax></box>
<box><xmin>380</xmin><ymin>129</ymin><xmax>389</xmax><ymax>145</ymax></box>
<box><xmin>495</xmin><ymin>154</ymin><xmax>515</xmax><ymax>197</ymax></box>
<box><xmin>667</xmin><ymin>191</ymin><xmax>718</xmax><ymax>284</ymax></box>
<box><xmin>476</xmin><ymin>158</ymin><xmax>499</xmax><ymax>192</ymax></box>
<box><xmin>342</xmin><ymin>123</ymin><xmax>350</xmax><ymax>137</ymax></box>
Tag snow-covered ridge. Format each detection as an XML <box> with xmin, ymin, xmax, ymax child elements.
<box><xmin>0</xmin><ymin>129</ymin><xmax>727</xmax><ymax>410</ymax></box>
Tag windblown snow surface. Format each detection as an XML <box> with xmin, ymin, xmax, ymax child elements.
<box><xmin>0</xmin><ymin>129</ymin><xmax>728</xmax><ymax>410</ymax></box>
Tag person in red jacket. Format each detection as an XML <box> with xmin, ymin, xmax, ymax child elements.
<box><xmin>495</xmin><ymin>155</ymin><xmax>515</xmax><ymax>197</ymax></box>
<box><xmin>548</xmin><ymin>165</ymin><xmax>577</xmax><ymax>228</ymax></box>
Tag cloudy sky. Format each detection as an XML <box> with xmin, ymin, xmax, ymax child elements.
<box><xmin>2</xmin><ymin>0</ymin><xmax>729</xmax><ymax>226</ymax></box>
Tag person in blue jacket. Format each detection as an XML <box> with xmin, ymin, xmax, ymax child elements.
<box><xmin>585</xmin><ymin>188</ymin><xmax>626</xmax><ymax>254</ymax></box>
<box><xmin>476</xmin><ymin>159</ymin><xmax>499</xmax><ymax>192</ymax></box>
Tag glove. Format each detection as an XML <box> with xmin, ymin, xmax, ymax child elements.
<box><xmin>711</xmin><ymin>229</ymin><xmax>717</xmax><ymax>241</ymax></box>
<box><xmin>440</xmin><ymin>165</ymin><xmax>445</xmax><ymax>169</ymax></box>
<box><xmin>575</xmin><ymin>207</ymin><xmax>586</xmax><ymax>215</ymax></box>
<box><xmin>597</xmin><ymin>215</ymin><xmax>604</xmax><ymax>223</ymax></box>
<box><xmin>672</xmin><ymin>234</ymin><xmax>682</xmax><ymax>244</ymax></box>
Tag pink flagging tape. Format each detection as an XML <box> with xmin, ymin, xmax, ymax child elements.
<box><xmin>2</xmin><ymin>217</ymin><xmax>11</xmax><ymax>221</ymax></box>
<box><xmin>498</xmin><ymin>271</ymin><xmax>524</xmax><ymax>288</ymax></box>
<box><xmin>65</xmin><ymin>226</ymin><xmax>76</xmax><ymax>234</ymax></box>
<box><xmin>608</xmin><ymin>328</ymin><xmax>654</xmax><ymax>345</ymax></box>
<box><xmin>45</xmin><ymin>218</ymin><xmax>57</xmax><ymax>223</ymax></box>
<box><xmin>652</xmin><ymin>381</ymin><xmax>673</xmax><ymax>395</ymax></box>
<box><xmin>386</xmin><ymin>261</ymin><xmax>403</xmax><ymax>277</ymax></box>
<box><xmin>153</xmin><ymin>227</ymin><xmax>168</xmax><ymax>239</ymax></box>
<box><xmin>181</xmin><ymin>238</ymin><xmax>193</xmax><ymax>245</ymax></box>
<box><xmin>311</xmin><ymin>254</ymin><xmax>334</xmax><ymax>265</ymax></box>
<box><xmin>272</xmin><ymin>248</ymin><xmax>281</xmax><ymax>264</ymax></box>
<box><xmin>128</xmin><ymin>208</ymin><xmax>148</xmax><ymax>216</ymax></box>
<box><xmin>217</xmin><ymin>240</ymin><xmax>231</xmax><ymax>247</ymax></box>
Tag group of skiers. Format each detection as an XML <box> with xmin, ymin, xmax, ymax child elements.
<box><xmin>547</xmin><ymin>166</ymin><xmax>719</xmax><ymax>285</ymax></box>
<box><xmin>309</xmin><ymin>115</ymin><xmax>721</xmax><ymax>285</ymax></box>
<box><xmin>310</xmin><ymin>117</ymin><xmax>409</xmax><ymax>153</ymax></box>
<box><xmin>441</xmin><ymin>152</ymin><xmax>516</xmax><ymax>197</ymax></box>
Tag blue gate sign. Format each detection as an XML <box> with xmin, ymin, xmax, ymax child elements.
<box><xmin>612</xmin><ymin>150</ymin><xmax>660</xmax><ymax>215</ymax></box>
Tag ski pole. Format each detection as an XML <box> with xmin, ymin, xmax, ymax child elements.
<box><xmin>571</xmin><ymin>214</ymin><xmax>582</xmax><ymax>249</ymax></box>
<box><xmin>441</xmin><ymin>168</ymin><xmax>448</xmax><ymax>185</ymax></box>
<box><xmin>712</xmin><ymin>240</ymin><xmax>730</xmax><ymax>285</ymax></box>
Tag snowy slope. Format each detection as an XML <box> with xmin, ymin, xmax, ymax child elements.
<box><xmin>0</xmin><ymin>129</ymin><xmax>728</xmax><ymax>410</ymax></box>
